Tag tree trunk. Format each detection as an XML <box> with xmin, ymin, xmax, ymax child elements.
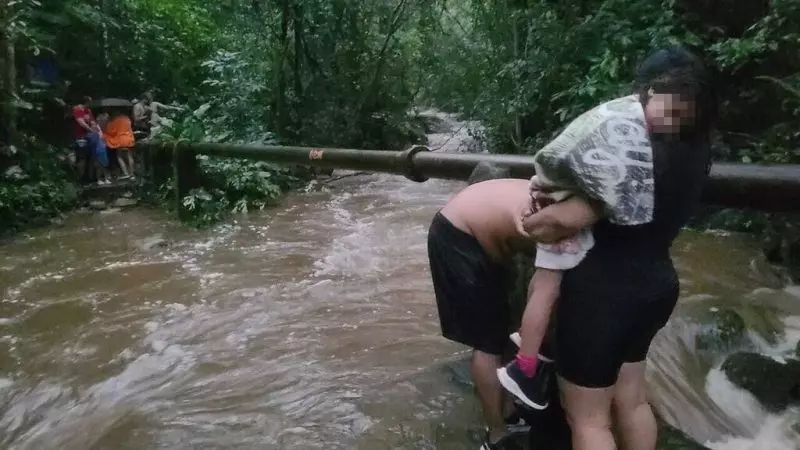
<box><xmin>356</xmin><ymin>0</ymin><xmax>408</xmax><ymax>119</ymax></box>
<box><xmin>275</xmin><ymin>0</ymin><xmax>290</xmax><ymax>139</ymax></box>
<box><xmin>512</xmin><ymin>8</ymin><xmax>523</xmax><ymax>151</ymax></box>
<box><xmin>292</xmin><ymin>1</ymin><xmax>303</xmax><ymax>100</ymax></box>
<box><xmin>0</xmin><ymin>0</ymin><xmax>18</xmax><ymax>148</ymax></box>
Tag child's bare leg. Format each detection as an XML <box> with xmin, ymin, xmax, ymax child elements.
<box><xmin>519</xmin><ymin>268</ymin><xmax>562</xmax><ymax>358</ymax></box>
<box><xmin>497</xmin><ymin>267</ymin><xmax>562</xmax><ymax>410</ymax></box>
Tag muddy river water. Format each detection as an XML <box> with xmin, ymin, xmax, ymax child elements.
<box><xmin>1</xmin><ymin>114</ymin><xmax>799</xmax><ymax>449</ymax></box>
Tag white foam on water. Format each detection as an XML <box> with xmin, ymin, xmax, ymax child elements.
<box><xmin>705</xmin><ymin>368</ymin><xmax>769</xmax><ymax>436</ymax></box>
<box><xmin>706</xmin><ymin>411</ymin><xmax>799</xmax><ymax>450</ymax></box>
<box><xmin>703</xmin><ymin>316</ymin><xmax>800</xmax><ymax>450</ymax></box>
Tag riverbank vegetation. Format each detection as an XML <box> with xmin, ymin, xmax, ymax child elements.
<box><xmin>1</xmin><ymin>0</ymin><xmax>798</xmax><ymax>274</ymax></box>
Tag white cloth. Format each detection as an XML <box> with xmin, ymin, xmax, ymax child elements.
<box><xmin>534</xmin><ymin>228</ymin><xmax>595</xmax><ymax>270</ymax></box>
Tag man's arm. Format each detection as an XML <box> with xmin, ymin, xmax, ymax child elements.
<box><xmin>152</xmin><ymin>101</ymin><xmax>183</xmax><ymax>112</ymax></box>
<box><xmin>517</xmin><ymin>196</ymin><xmax>602</xmax><ymax>244</ymax></box>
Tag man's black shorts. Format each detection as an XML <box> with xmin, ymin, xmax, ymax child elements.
<box><xmin>427</xmin><ymin>211</ymin><xmax>510</xmax><ymax>356</ymax></box>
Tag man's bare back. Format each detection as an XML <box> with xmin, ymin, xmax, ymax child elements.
<box><xmin>440</xmin><ymin>178</ymin><xmax>534</xmax><ymax>262</ymax></box>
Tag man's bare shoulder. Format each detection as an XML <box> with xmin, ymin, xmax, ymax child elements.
<box><xmin>461</xmin><ymin>177</ymin><xmax>529</xmax><ymax>194</ymax></box>
<box><xmin>443</xmin><ymin>177</ymin><xmax>528</xmax><ymax>227</ymax></box>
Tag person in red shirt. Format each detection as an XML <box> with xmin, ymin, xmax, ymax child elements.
<box><xmin>72</xmin><ymin>96</ymin><xmax>99</xmax><ymax>140</ymax></box>
<box><xmin>72</xmin><ymin>96</ymin><xmax>111</xmax><ymax>184</ymax></box>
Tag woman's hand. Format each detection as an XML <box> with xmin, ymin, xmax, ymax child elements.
<box><xmin>518</xmin><ymin>196</ymin><xmax>602</xmax><ymax>243</ymax></box>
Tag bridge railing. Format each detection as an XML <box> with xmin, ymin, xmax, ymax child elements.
<box><xmin>135</xmin><ymin>141</ymin><xmax>800</xmax><ymax>219</ymax></box>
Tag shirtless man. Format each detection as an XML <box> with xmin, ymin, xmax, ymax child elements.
<box><xmin>427</xmin><ymin>177</ymin><xmax>594</xmax><ymax>450</ymax></box>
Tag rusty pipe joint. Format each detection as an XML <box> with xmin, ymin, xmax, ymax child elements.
<box><xmin>398</xmin><ymin>145</ymin><xmax>431</xmax><ymax>182</ymax></box>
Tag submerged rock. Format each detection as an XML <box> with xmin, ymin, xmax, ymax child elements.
<box><xmin>441</xmin><ymin>357</ymin><xmax>473</xmax><ymax>390</ymax></box>
<box><xmin>736</xmin><ymin>303</ymin><xmax>784</xmax><ymax>345</ymax></box>
<box><xmin>442</xmin><ymin>357</ymin><xmax>707</xmax><ymax>449</ymax></box>
<box><xmin>694</xmin><ymin>307</ymin><xmax>748</xmax><ymax>353</ymax></box>
<box><xmin>657</xmin><ymin>418</ymin><xmax>710</xmax><ymax>450</ymax></box>
<box><xmin>721</xmin><ymin>351</ymin><xmax>800</xmax><ymax>412</ymax></box>
<box><xmin>134</xmin><ymin>234</ymin><xmax>169</xmax><ymax>251</ymax></box>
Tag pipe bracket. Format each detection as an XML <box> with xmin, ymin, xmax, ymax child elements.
<box><xmin>399</xmin><ymin>145</ymin><xmax>430</xmax><ymax>182</ymax></box>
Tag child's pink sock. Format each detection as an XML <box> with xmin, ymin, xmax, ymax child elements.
<box><xmin>515</xmin><ymin>353</ymin><xmax>538</xmax><ymax>377</ymax></box>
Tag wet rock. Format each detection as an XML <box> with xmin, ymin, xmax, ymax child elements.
<box><xmin>467</xmin><ymin>162</ymin><xmax>511</xmax><ymax>185</ymax></box>
<box><xmin>521</xmin><ymin>370</ymin><xmax>572</xmax><ymax>450</ymax></box>
<box><xmin>99</xmin><ymin>207</ymin><xmax>122</xmax><ymax>215</ymax></box>
<box><xmin>657</xmin><ymin>417</ymin><xmax>709</xmax><ymax>449</ymax></box>
<box><xmin>736</xmin><ymin>304</ymin><xmax>784</xmax><ymax>345</ymax></box>
<box><xmin>443</xmin><ymin>356</ymin><xmax>706</xmax><ymax>449</ymax></box>
<box><xmin>441</xmin><ymin>357</ymin><xmax>473</xmax><ymax>390</ymax></box>
<box><xmin>763</xmin><ymin>212</ymin><xmax>800</xmax><ymax>283</ymax></box>
<box><xmin>694</xmin><ymin>307</ymin><xmax>748</xmax><ymax>353</ymax></box>
<box><xmin>721</xmin><ymin>351</ymin><xmax>800</xmax><ymax>413</ymax></box>
<box><xmin>88</xmin><ymin>200</ymin><xmax>107</xmax><ymax>210</ymax></box>
<box><xmin>134</xmin><ymin>235</ymin><xmax>168</xmax><ymax>251</ymax></box>
<box><xmin>113</xmin><ymin>197</ymin><xmax>138</xmax><ymax>207</ymax></box>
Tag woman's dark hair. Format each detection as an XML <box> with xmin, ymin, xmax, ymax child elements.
<box><xmin>634</xmin><ymin>45</ymin><xmax>707</xmax><ymax>88</ymax></box>
<box><xmin>634</xmin><ymin>45</ymin><xmax>718</xmax><ymax>138</ymax></box>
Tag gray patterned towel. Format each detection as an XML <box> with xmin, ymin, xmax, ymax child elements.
<box><xmin>532</xmin><ymin>95</ymin><xmax>655</xmax><ymax>226</ymax></box>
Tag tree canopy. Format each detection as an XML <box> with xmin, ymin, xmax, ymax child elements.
<box><xmin>1</xmin><ymin>0</ymin><xmax>798</xmax><ymax>230</ymax></box>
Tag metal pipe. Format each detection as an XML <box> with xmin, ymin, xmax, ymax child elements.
<box><xmin>137</xmin><ymin>141</ymin><xmax>800</xmax><ymax>212</ymax></box>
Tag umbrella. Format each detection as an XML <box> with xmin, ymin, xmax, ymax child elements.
<box><xmin>90</xmin><ymin>98</ymin><xmax>133</xmax><ymax>108</ymax></box>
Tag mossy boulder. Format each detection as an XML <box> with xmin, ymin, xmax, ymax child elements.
<box><xmin>657</xmin><ymin>418</ymin><xmax>710</xmax><ymax>450</ymax></box>
<box><xmin>736</xmin><ymin>304</ymin><xmax>784</xmax><ymax>346</ymax></box>
<box><xmin>721</xmin><ymin>352</ymin><xmax>800</xmax><ymax>413</ymax></box>
<box><xmin>763</xmin><ymin>212</ymin><xmax>800</xmax><ymax>283</ymax></box>
<box><xmin>694</xmin><ymin>307</ymin><xmax>748</xmax><ymax>354</ymax></box>
<box><xmin>694</xmin><ymin>304</ymin><xmax>784</xmax><ymax>354</ymax></box>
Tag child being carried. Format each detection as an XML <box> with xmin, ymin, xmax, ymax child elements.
<box><xmin>497</xmin><ymin>94</ymin><xmax>655</xmax><ymax>410</ymax></box>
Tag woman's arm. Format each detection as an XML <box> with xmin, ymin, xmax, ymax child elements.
<box><xmin>517</xmin><ymin>196</ymin><xmax>602</xmax><ymax>243</ymax></box>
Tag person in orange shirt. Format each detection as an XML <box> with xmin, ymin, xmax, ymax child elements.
<box><xmin>103</xmin><ymin>110</ymin><xmax>136</xmax><ymax>179</ymax></box>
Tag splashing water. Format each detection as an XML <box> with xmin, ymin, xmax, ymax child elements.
<box><xmin>0</xmin><ymin>111</ymin><xmax>798</xmax><ymax>449</ymax></box>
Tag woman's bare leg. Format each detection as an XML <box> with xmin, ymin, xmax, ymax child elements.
<box><xmin>559</xmin><ymin>376</ymin><xmax>617</xmax><ymax>450</ymax></box>
<box><xmin>612</xmin><ymin>362</ymin><xmax>657</xmax><ymax>450</ymax></box>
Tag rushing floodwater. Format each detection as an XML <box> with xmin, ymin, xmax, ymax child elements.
<box><xmin>1</xmin><ymin>113</ymin><xmax>799</xmax><ymax>450</ymax></box>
